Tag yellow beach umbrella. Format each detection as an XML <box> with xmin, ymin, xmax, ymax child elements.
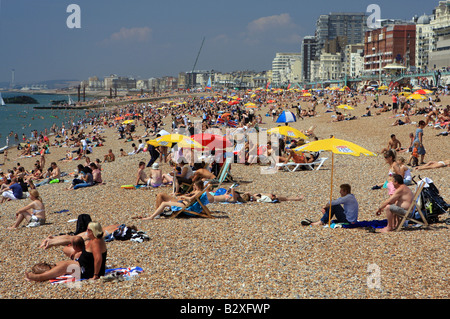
<box><xmin>245</xmin><ymin>102</ymin><xmax>257</xmax><ymax>108</ymax></box>
<box><xmin>408</xmin><ymin>94</ymin><xmax>426</xmax><ymax>100</ymax></box>
<box><xmin>302</xmin><ymin>93</ymin><xmax>312</xmax><ymax>97</ymax></box>
<box><xmin>122</xmin><ymin>120</ymin><xmax>134</xmax><ymax>124</ymax></box>
<box><xmin>378</xmin><ymin>85</ymin><xmax>389</xmax><ymax>90</ymax></box>
<box><xmin>267</xmin><ymin>126</ymin><xmax>308</xmax><ymax>140</ymax></box>
<box><xmin>147</xmin><ymin>134</ymin><xmax>204</xmax><ymax>149</ymax></box>
<box><xmin>336</xmin><ymin>104</ymin><xmax>354</xmax><ymax>110</ymax></box>
<box><xmin>293</xmin><ymin>137</ymin><xmax>376</xmax><ymax>226</ymax></box>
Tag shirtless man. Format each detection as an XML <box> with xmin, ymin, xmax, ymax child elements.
<box><xmin>375</xmin><ymin>174</ymin><xmax>414</xmax><ymax>233</ymax></box>
<box><xmin>136</xmin><ymin>161</ymin><xmax>169</xmax><ymax>186</ymax></box>
<box><xmin>379</xmin><ymin>134</ymin><xmax>402</xmax><ymax>154</ymax></box>
<box><xmin>104</xmin><ymin>149</ymin><xmax>115</xmax><ymax>162</ymax></box>
<box><xmin>136</xmin><ymin>161</ymin><xmax>150</xmax><ymax>186</ymax></box>
<box><xmin>48</xmin><ymin>162</ymin><xmax>61</xmax><ymax>180</ymax></box>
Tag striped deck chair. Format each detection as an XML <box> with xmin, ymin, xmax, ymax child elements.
<box><xmin>169</xmin><ymin>184</ymin><xmax>214</xmax><ymax>219</ymax></box>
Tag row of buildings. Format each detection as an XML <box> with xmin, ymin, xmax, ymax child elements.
<box><xmin>79</xmin><ymin>1</ymin><xmax>450</xmax><ymax>92</ymax></box>
<box><xmin>80</xmin><ymin>70</ymin><xmax>273</xmax><ymax>93</ymax></box>
<box><xmin>273</xmin><ymin>0</ymin><xmax>450</xmax><ymax>86</ymax></box>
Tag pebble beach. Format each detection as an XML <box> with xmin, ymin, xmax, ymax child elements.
<box><xmin>0</xmin><ymin>92</ymin><xmax>449</xmax><ymax>301</ymax></box>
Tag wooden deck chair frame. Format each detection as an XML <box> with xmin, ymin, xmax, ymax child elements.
<box><xmin>209</xmin><ymin>158</ymin><xmax>233</xmax><ymax>189</ymax></box>
<box><xmin>169</xmin><ymin>184</ymin><xmax>214</xmax><ymax>219</ymax></box>
<box><xmin>395</xmin><ymin>182</ymin><xmax>429</xmax><ymax>231</ymax></box>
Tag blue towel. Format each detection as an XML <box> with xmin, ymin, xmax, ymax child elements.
<box><xmin>342</xmin><ymin>219</ymin><xmax>388</xmax><ymax>229</ymax></box>
<box><xmin>171</xmin><ymin>193</ymin><xmax>210</xmax><ymax>216</ymax></box>
<box><xmin>214</xmin><ymin>188</ymin><xmax>227</xmax><ymax>195</ymax></box>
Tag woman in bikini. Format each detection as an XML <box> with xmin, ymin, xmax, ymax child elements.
<box><xmin>372</xmin><ymin>150</ymin><xmax>402</xmax><ymax>195</ymax></box>
<box><xmin>140</xmin><ymin>181</ymin><xmax>205</xmax><ymax>220</ymax></box>
<box><xmin>26</xmin><ymin>221</ymin><xmax>107</xmax><ymax>281</ymax></box>
<box><xmin>8</xmin><ymin>189</ymin><xmax>45</xmax><ymax>230</ymax></box>
<box><xmin>415</xmin><ymin>159</ymin><xmax>450</xmax><ymax>171</ymax></box>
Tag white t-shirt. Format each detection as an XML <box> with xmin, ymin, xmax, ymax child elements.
<box><xmin>181</xmin><ymin>164</ymin><xmax>193</xmax><ymax>179</ymax></box>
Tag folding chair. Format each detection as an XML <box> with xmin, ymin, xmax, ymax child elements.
<box><xmin>169</xmin><ymin>184</ymin><xmax>214</xmax><ymax>219</ymax></box>
<box><xmin>208</xmin><ymin>157</ymin><xmax>233</xmax><ymax>189</ymax></box>
<box><xmin>395</xmin><ymin>182</ymin><xmax>429</xmax><ymax>231</ymax></box>
<box><xmin>276</xmin><ymin>156</ymin><xmax>328</xmax><ymax>171</ymax></box>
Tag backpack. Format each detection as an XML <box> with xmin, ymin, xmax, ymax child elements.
<box><xmin>73</xmin><ymin>214</ymin><xmax>92</xmax><ymax>235</ymax></box>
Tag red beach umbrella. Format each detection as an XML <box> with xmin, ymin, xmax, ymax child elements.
<box><xmin>191</xmin><ymin>133</ymin><xmax>232</xmax><ymax>150</ymax></box>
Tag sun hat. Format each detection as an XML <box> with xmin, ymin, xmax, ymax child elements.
<box><xmin>151</xmin><ymin>163</ymin><xmax>159</xmax><ymax>169</ymax></box>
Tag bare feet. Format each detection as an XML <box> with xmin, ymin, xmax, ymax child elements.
<box><xmin>310</xmin><ymin>221</ymin><xmax>325</xmax><ymax>226</ymax></box>
<box><xmin>378</xmin><ymin>226</ymin><xmax>393</xmax><ymax>233</ymax></box>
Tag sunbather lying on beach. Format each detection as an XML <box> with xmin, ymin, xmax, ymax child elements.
<box><xmin>414</xmin><ymin>159</ymin><xmax>450</xmax><ymax>170</ymax></box>
<box><xmin>206</xmin><ymin>187</ymin><xmax>247</xmax><ymax>203</ymax></box>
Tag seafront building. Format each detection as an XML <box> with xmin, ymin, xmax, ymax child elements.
<box><xmin>314</xmin><ymin>12</ymin><xmax>367</xmax><ymax>60</ymax></box>
<box><xmin>271</xmin><ymin>53</ymin><xmax>302</xmax><ymax>86</ymax></box>
<box><xmin>69</xmin><ymin>1</ymin><xmax>450</xmax><ymax>93</ymax></box>
<box><xmin>428</xmin><ymin>0</ymin><xmax>450</xmax><ymax>70</ymax></box>
<box><xmin>301</xmin><ymin>36</ymin><xmax>318</xmax><ymax>83</ymax></box>
<box><xmin>363</xmin><ymin>24</ymin><xmax>416</xmax><ymax>75</ymax></box>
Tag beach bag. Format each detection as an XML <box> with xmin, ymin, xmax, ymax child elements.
<box><xmin>74</xmin><ymin>214</ymin><xmax>92</xmax><ymax>235</ymax></box>
<box><xmin>112</xmin><ymin>224</ymin><xmax>132</xmax><ymax>241</ymax></box>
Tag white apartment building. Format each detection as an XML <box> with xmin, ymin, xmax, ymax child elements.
<box><xmin>348</xmin><ymin>49</ymin><xmax>364</xmax><ymax>78</ymax></box>
<box><xmin>429</xmin><ymin>0</ymin><xmax>450</xmax><ymax>69</ymax></box>
<box><xmin>343</xmin><ymin>44</ymin><xmax>364</xmax><ymax>78</ymax></box>
<box><xmin>317</xmin><ymin>51</ymin><xmax>342</xmax><ymax>81</ymax></box>
<box><xmin>272</xmin><ymin>53</ymin><xmax>302</xmax><ymax>86</ymax></box>
<box><xmin>416</xmin><ymin>14</ymin><xmax>434</xmax><ymax>72</ymax></box>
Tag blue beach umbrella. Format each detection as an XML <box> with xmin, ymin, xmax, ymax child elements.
<box><xmin>276</xmin><ymin>110</ymin><xmax>297</xmax><ymax>123</ymax></box>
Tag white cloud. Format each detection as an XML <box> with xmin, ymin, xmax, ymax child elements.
<box><xmin>242</xmin><ymin>13</ymin><xmax>302</xmax><ymax>45</ymax></box>
<box><xmin>247</xmin><ymin>13</ymin><xmax>296</xmax><ymax>34</ymax></box>
<box><xmin>101</xmin><ymin>27</ymin><xmax>152</xmax><ymax>45</ymax></box>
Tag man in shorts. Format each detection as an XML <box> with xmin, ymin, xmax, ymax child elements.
<box><xmin>1</xmin><ymin>177</ymin><xmax>23</xmax><ymax>203</ymax></box>
<box><xmin>392</xmin><ymin>93</ymin><xmax>398</xmax><ymax>114</ymax></box>
<box><xmin>375</xmin><ymin>174</ymin><xmax>414</xmax><ymax>232</ymax></box>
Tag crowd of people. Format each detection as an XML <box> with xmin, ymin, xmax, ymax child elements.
<box><xmin>0</xmin><ymin>84</ymin><xmax>449</xmax><ymax>283</ymax></box>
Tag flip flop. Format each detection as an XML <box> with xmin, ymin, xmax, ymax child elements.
<box><xmin>301</xmin><ymin>219</ymin><xmax>313</xmax><ymax>226</ymax></box>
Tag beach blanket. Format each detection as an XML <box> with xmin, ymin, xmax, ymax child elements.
<box><xmin>50</xmin><ymin>275</ymin><xmax>81</xmax><ymax>285</ymax></box>
<box><xmin>342</xmin><ymin>219</ymin><xmax>388</xmax><ymax>229</ymax></box>
<box><xmin>50</xmin><ymin>267</ymin><xmax>144</xmax><ymax>284</ymax></box>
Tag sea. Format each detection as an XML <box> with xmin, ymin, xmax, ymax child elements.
<box><xmin>0</xmin><ymin>91</ymin><xmax>101</xmax><ymax>147</ymax></box>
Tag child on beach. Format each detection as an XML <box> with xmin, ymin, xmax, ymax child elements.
<box><xmin>410</xmin><ymin>141</ymin><xmax>420</xmax><ymax>167</ymax></box>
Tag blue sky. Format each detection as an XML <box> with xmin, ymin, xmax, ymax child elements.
<box><xmin>0</xmin><ymin>0</ymin><xmax>438</xmax><ymax>83</ymax></box>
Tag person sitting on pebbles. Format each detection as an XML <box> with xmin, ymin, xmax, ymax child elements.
<box><xmin>26</xmin><ymin>221</ymin><xmax>107</xmax><ymax>282</ymax></box>
<box><xmin>8</xmin><ymin>189</ymin><xmax>45</xmax><ymax>230</ymax></box>
<box><xmin>103</xmin><ymin>149</ymin><xmax>115</xmax><ymax>162</ymax></box>
<box><xmin>307</xmin><ymin>184</ymin><xmax>358</xmax><ymax>227</ymax></box>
